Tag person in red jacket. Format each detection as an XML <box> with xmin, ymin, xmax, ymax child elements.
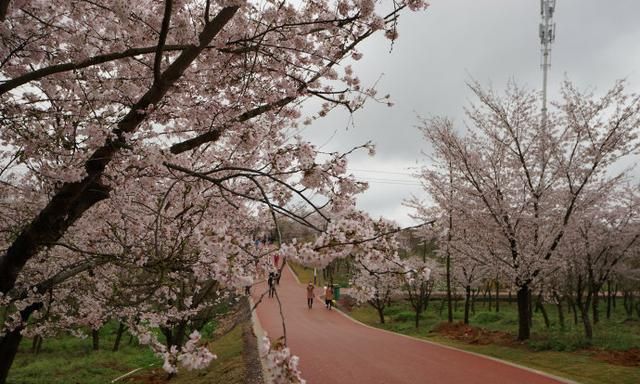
<box><xmin>306</xmin><ymin>282</ymin><xmax>315</xmax><ymax>309</ymax></box>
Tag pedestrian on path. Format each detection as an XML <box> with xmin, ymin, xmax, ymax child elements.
<box><xmin>306</xmin><ymin>282</ymin><xmax>315</xmax><ymax>309</ymax></box>
<box><xmin>324</xmin><ymin>285</ymin><xmax>334</xmax><ymax>309</ymax></box>
<box><xmin>268</xmin><ymin>272</ymin><xmax>275</xmax><ymax>298</ymax></box>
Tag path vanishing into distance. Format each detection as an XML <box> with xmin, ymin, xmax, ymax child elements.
<box><xmin>253</xmin><ymin>265</ymin><xmax>572</xmax><ymax>384</ymax></box>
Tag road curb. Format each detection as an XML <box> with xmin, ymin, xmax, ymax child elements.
<box><xmin>248</xmin><ymin>295</ymin><xmax>273</xmax><ymax>384</ymax></box>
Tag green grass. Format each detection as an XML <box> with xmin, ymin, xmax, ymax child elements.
<box><xmin>347</xmin><ymin>299</ymin><xmax>640</xmax><ymax>384</ymax></box>
<box><xmin>8</xmin><ymin>319</ymin><xmax>249</xmax><ymax>384</ymax></box>
<box><xmin>288</xmin><ymin>262</ymin><xmax>350</xmax><ymax>287</ymax></box>
<box><xmin>130</xmin><ymin>323</ymin><xmax>246</xmax><ymax>384</ymax></box>
<box><xmin>9</xmin><ymin>322</ymin><xmax>160</xmax><ymax>384</ymax></box>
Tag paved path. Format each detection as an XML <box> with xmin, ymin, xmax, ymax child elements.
<box><xmin>253</xmin><ymin>265</ymin><xmax>569</xmax><ymax>384</ymax></box>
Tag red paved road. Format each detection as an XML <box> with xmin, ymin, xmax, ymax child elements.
<box><xmin>254</xmin><ymin>266</ymin><xmax>569</xmax><ymax>384</ymax></box>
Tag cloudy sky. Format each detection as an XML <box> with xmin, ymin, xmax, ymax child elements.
<box><xmin>300</xmin><ymin>0</ymin><xmax>640</xmax><ymax>226</ymax></box>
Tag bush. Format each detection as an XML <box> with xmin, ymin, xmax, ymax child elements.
<box><xmin>384</xmin><ymin>307</ymin><xmax>402</xmax><ymax>316</ymax></box>
<box><xmin>395</xmin><ymin>311</ymin><xmax>421</xmax><ymax>322</ymax></box>
<box><xmin>200</xmin><ymin>320</ymin><xmax>218</xmax><ymax>339</ymax></box>
<box><xmin>472</xmin><ymin>312</ymin><xmax>504</xmax><ymax>324</ymax></box>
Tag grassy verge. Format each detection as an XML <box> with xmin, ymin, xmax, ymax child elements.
<box><xmin>288</xmin><ymin>262</ymin><xmax>349</xmax><ymax>287</ymax></box>
<box><xmin>9</xmin><ymin>322</ymin><xmax>160</xmax><ymax>384</ymax></box>
<box><xmin>9</xmin><ymin>317</ymin><xmax>252</xmax><ymax>384</ymax></box>
<box><xmin>346</xmin><ymin>300</ymin><xmax>640</xmax><ymax>384</ymax></box>
<box><xmin>129</xmin><ymin>323</ymin><xmax>246</xmax><ymax>384</ymax></box>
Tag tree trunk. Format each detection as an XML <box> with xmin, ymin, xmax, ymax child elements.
<box><xmin>471</xmin><ymin>289</ymin><xmax>477</xmax><ymax>315</ymax></box>
<box><xmin>592</xmin><ymin>286</ymin><xmax>600</xmax><ymax>324</ymax></box>
<box><xmin>568</xmin><ymin>297</ymin><xmax>578</xmax><ymax>325</ymax></box>
<box><xmin>535</xmin><ymin>295</ymin><xmax>550</xmax><ymax>329</ymax></box>
<box><xmin>113</xmin><ymin>322</ymin><xmax>126</xmax><ymax>352</ymax></box>
<box><xmin>606</xmin><ymin>281</ymin><xmax>612</xmax><ymax>320</ymax></box>
<box><xmin>0</xmin><ymin>302</ymin><xmax>42</xmax><ymax>384</ymax></box>
<box><xmin>464</xmin><ymin>285</ymin><xmax>471</xmax><ymax>324</ymax></box>
<box><xmin>487</xmin><ymin>285</ymin><xmax>493</xmax><ymax>311</ymax></box>
<box><xmin>92</xmin><ymin>329</ymin><xmax>100</xmax><ymax>351</ymax></box>
<box><xmin>527</xmin><ymin>289</ymin><xmax>533</xmax><ymax>328</ymax></box>
<box><xmin>31</xmin><ymin>336</ymin><xmax>40</xmax><ymax>353</ymax></box>
<box><xmin>446</xmin><ymin>166</ymin><xmax>454</xmax><ymax>323</ymax></box>
<box><xmin>516</xmin><ymin>285</ymin><xmax>531</xmax><ymax>340</ymax></box>
<box><xmin>580</xmin><ymin>304</ymin><xmax>593</xmax><ymax>341</ymax></box>
<box><xmin>35</xmin><ymin>336</ymin><xmax>42</xmax><ymax>354</ymax></box>
<box><xmin>623</xmin><ymin>291</ymin><xmax>634</xmax><ymax>319</ymax></box>
<box><xmin>553</xmin><ymin>292</ymin><xmax>565</xmax><ymax>330</ymax></box>
<box><xmin>495</xmin><ymin>281</ymin><xmax>500</xmax><ymax>313</ymax></box>
<box><xmin>376</xmin><ymin>306</ymin><xmax>385</xmax><ymax>324</ymax></box>
<box><xmin>0</xmin><ymin>329</ymin><xmax>22</xmax><ymax>384</ymax></box>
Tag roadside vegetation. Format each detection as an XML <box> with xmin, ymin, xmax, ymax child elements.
<box><xmin>8</xmin><ymin>305</ymin><xmax>256</xmax><ymax>384</ymax></box>
<box><xmin>343</xmin><ymin>297</ymin><xmax>640</xmax><ymax>384</ymax></box>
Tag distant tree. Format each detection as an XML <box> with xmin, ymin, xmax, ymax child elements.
<box><xmin>415</xmin><ymin>80</ymin><xmax>640</xmax><ymax>340</ymax></box>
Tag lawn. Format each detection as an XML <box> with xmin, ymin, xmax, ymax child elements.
<box><xmin>346</xmin><ymin>298</ymin><xmax>640</xmax><ymax>384</ymax></box>
<box><xmin>288</xmin><ymin>262</ymin><xmax>350</xmax><ymax>287</ymax></box>
<box><xmin>9</xmin><ymin>322</ymin><xmax>159</xmax><ymax>384</ymax></box>
<box><xmin>8</xmin><ymin>319</ymin><xmax>251</xmax><ymax>384</ymax></box>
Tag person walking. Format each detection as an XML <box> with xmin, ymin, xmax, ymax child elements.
<box><xmin>306</xmin><ymin>282</ymin><xmax>315</xmax><ymax>309</ymax></box>
<box><xmin>268</xmin><ymin>272</ymin><xmax>275</xmax><ymax>298</ymax></box>
<box><xmin>324</xmin><ymin>285</ymin><xmax>334</xmax><ymax>310</ymax></box>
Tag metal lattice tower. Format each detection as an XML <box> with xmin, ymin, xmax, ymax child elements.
<box><xmin>539</xmin><ymin>0</ymin><xmax>556</xmax><ymax>126</ymax></box>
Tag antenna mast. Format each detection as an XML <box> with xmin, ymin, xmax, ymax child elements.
<box><xmin>539</xmin><ymin>0</ymin><xmax>556</xmax><ymax>126</ymax></box>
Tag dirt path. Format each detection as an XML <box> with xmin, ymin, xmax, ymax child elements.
<box><xmin>253</xmin><ymin>266</ymin><xmax>570</xmax><ymax>384</ymax></box>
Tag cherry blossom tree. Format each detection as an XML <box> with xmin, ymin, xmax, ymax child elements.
<box><xmin>0</xmin><ymin>0</ymin><xmax>430</xmax><ymax>381</ymax></box>
<box><xmin>415</xmin><ymin>80</ymin><xmax>640</xmax><ymax>340</ymax></box>
<box><xmin>563</xmin><ymin>185</ymin><xmax>640</xmax><ymax>340</ymax></box>
<box><xmin>394</xmin><ymin>257</ymin><xmax>434</xmax><ymax>328</ymax></box>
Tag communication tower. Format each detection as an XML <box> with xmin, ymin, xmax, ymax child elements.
<box><xmin>539</xmin><ymin>0</ymin><xmax>556</xmax><ymax>126</ymax></box>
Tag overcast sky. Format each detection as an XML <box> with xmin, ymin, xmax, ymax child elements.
<box><xmin>300</xmin><ymin>0</ymin><xmax>640</xmax><ymax>226</ymax></box>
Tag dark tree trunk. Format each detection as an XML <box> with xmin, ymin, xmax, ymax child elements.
<box><xmin>516</xmin><ymin>285</ymin><xmax>531</xmax><ymax>340</ymax></box>
<box><xmin>376</xmin><ymin>306</ymin><xmax>385</xmax><ymax>324</ymax></box>
<box><xmin>31</xmin><ymin>336</ymin><xmax>40</xmax><ymax>353</ymax></box>
<box><xmin>623</xmin><ymin>291</ymin><xmax>634</xmax><ymax>319</ymax></box>
<box><xmin>454</xmin><ymin>292</ymin><xmax>459</xmax><ymax>313</ymax></box>
<box><xmin>606</xmin><ymin>281</ymin><xmax>612</xmax><ymax>320</ymax></box>
<box><xmin>464</xmin><ymin>285</ymin><xmax>471</xmax><ymax>324</ymax></box>
<box><xmin>0</xmin><ymin>303</ymin><xmax>42</xmax><ymax>384</ymax></box>
<box><xmin>495</xmin><ymin>281</ymin><xmax>500</xmax><ymax>313</ymax></box>
<box><xmin>92</xmin><ymin>329</ymin><xmax>100</xmax><ymax>351</ymax></box>
<box><xmin>576</xmin><ymin>282</ymin><xmax>594</xmax><ymax>341</ymax></box>
<box><xmin>592</xmin><ymin>286</ymin><xmax>600</xmax><ymax>324</ymax></box>
<box><xmin>527</xmin><ymin>289</ymin><xmax>533</xmax><ymax>328</ymax></box>
<box><xmin>535</xmin><ymin>295</ymin><xmax>550</xmax><ymax>329</ymax></box>
<box><xmin>580</xmin><ymin>302</ymin><xmax>593</xmax><ymax>341</ymax></box>
<box><xmin>568</xmin><ymin>297</ymin><xmax>578</xmax><ymax>325</ymax></box>
<box><xmin>113</xmin><ymin>322</ymin><xmax>126</xmax><ymax>352</ymax></box>
<box><xmin>487</xmin><ymin>285</ymin><xmax>493</xmax><ymax>311</ymax></box>
<box><xmin>553</xmin><ymin>292</ymin><xmax>565</xmax><ymax>330</ymax></box>
<box><xmin>471</xmin><ymin>289</ymin><xmax>477</xmax><ymax>315</ymax></box>
<box><xmin>35</xmin><ymin>336</ymin><xmax>42</xmax><ymax>354</ymax></box>
<box><xmin>0</xmin><ymin>330</ymin><xmax>22</xmax><ymax>384</ymax></box>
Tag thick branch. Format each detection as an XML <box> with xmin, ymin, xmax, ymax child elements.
<box><xmin>154</xmin><ymin>0</ymin><xmax>173</xmax><ymax>85</ymax></box>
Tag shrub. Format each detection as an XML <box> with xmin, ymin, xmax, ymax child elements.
<box><xmin>395</xmin><ymin>311</ymin><xmax>421</xmax><ymax>322</ymax></box>
<box><xmin>472</xmin><ymin>312</ymin><xmax>504</xmax><ymax>324</ymax></box>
